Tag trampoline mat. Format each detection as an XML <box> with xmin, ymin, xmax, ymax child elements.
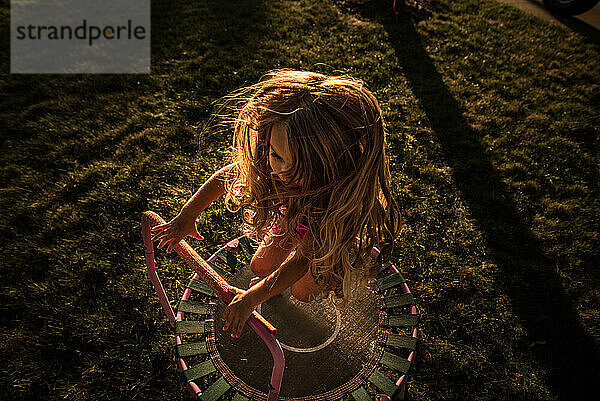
<box><xmin>206</xmin><ymin>262</ymin><xmax>386</xmax><ymax>400</ymax></box>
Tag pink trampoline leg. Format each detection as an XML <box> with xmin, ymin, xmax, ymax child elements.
<box><xmin>142</xmin><ymin>216</ymin><xmax>176</xmax><ymax>326</ymax></box>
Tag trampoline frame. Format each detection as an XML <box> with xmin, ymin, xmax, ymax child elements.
<box><xmin>141</xmin><ymin>211</ymin><xmax>418</xmax><ymax>401</ymax></box>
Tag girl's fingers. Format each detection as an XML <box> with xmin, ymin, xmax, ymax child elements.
<box><xmin>151</xmin><ymin>223</ymin><xmax>169</xmax><ymax>231</ymax></box>
<box><xmin>192</xmin><ymin>229</ymin><xmax>204</xmax><ymax>241</ymax></box>
<box><xmin>166</xmin><ymin>240</ymin><xmax>180</xmax><ymax>254</ymax></box>
<box><xmin>151</xmin><ymin>231</ymin><xmax>167</xmax><ymax>242</ymax></box>
<box><xmin>157</xmin><ymin>238</ymin><xmax>170</xmax><ymax>249</ymax></box>
<box><xmin>222</xmin><ymin>309</ymin><xmax>229</xmax><ymax>330</ymax></box>
<box><xmin>230</xmin><ymin>318</ymin><xmax>238</xmax><ymax>337</ymax></box>
<box><xmin>234</xmin><ymin>319</ymin><xmax>243</xmax><ymax>338</ymax></box>
<box><xmin>152</xmin><ymin>227</ymin><xmax>174</xmax><ymax>242</ymax></box>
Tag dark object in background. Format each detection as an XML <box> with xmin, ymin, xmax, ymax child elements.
<box><xmin>543</xmin><ymin>0</ymin><xmax>599</xmax><ymax>15</ymax></box>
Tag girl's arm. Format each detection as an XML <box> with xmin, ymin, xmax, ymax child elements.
<box><xmin>179</xmin><ymin>162</ymin><xmax>237</xmax><ymax>220</ymax></box>
<box><xmin>221</xmin><ymin>252</ymin><xmax>310</xmax><ymax>338</ymax></box>
<box><xmin>222</xmin><ymin>227</ymin><xmax>312</xmax><ymax>338</ymax></box>
<box><xmin>151</xmin><ymin>162</ymin><xmax>237</xmax><ymax>252</ymax></box>
<box><xmin>246</xmin><ymin>250</ymin><xmax>310</xmax><ymax>306</ymax></box>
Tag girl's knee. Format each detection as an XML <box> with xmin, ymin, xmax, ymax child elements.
<box><xmin>291</xmin><ymin>283</ymin><xmax>312</xmax><ymax>303</ymax></box>
<box><xmin>250</xmin><ymin>261</ymin><xmax>272</xmax><ymax>278</ymax></box>
<box><xmin>249</xmin><ymin>261</ymin><xmax>261</xmax><ymax>277</ymax></box>
<box><xmin>291</xmin><ymin>277</ymin><xmax>321</xmax><ymax>303</ymax></box>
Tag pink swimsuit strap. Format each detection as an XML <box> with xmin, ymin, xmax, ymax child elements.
<box><xmin>271</xmin><ymin>205</ymin><xmax>309</xmax><ymax>239</ymax></box>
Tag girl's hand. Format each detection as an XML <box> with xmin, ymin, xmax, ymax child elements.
<box><xmin>222</xmin><ymin>287</ymin><xmax>256</xmax><ymax>338</ymax></box>
<box><xmin>150</xmin><ymin>212</ymin><xmax>204</xmax><ymax>253</ymax></box>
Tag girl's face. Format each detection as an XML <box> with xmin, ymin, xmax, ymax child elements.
<box><xmin>269</xmin><ymin>123</ymin><xmax>295</xmax><ymax>185</ymax></box>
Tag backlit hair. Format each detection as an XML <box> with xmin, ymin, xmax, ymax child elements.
<box><xmin>205</xmin><ymin>69</ymin><xmax>402</xmax><ymax>308</ymax></box>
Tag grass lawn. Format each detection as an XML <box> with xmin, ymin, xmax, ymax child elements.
<box><xmin>1</xmin><ymin>0</ymin><xmax>599</xmax><ymax>400</ymax></box>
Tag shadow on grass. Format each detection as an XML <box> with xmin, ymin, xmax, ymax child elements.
<box><xmin>522</xmin><ymin>0</ymin><xmax>600</xmax><ymax>46</ymax></box>
<box><xmin>342</xmin><ymin>1</ymin><xmax>600</xmax><ymax>400</ymax></box>
<box><xmin>551</xmin><ymin>12</ymin><xmax>600</xmax><ymax>46</ymax></box>
<box><xmin>389</xmin><ymin>7</ymin><xmax>599</xmax><ymax>401</ymax></box>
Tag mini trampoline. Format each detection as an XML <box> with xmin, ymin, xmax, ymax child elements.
<box><xmin>141</xmin><ymin>211</ymin><xmax>418</xmax><ymax>401</ymax></box>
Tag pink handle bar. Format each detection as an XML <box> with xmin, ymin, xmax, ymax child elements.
<box><xmin>141</xmin><ymin>211</ymin><xmax>277</xmax><ymax>335</ymax></box>
<box><xmin>141</xmin><ymin>211</ymin><xmax>284</xmax><ymax>401</ymax></box>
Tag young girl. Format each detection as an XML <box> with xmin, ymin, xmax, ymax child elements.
<box><xmin>151</xmin><ymin>69</ymin><xmax>402</xmax><ymax>338</ymax></box>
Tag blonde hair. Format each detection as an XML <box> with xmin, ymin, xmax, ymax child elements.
<box><xmin>206</xmin><ymin>69</ymin><xmax>402</xmax><ymax>308</ymax></box>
